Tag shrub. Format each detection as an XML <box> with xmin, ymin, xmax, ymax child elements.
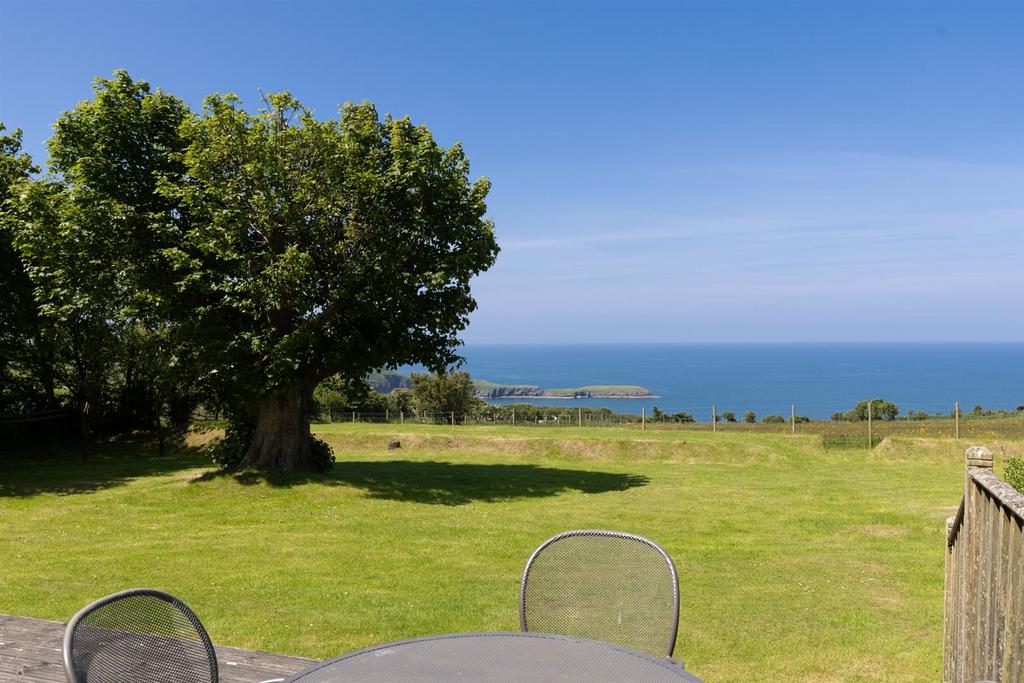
<box><xmin>846</xmin><ymin>398</ymin><xmax>899</xmax><ymax>421</ymax></box>
<box><xmin>744</xmin><ymin>411</ymin><xmax>756</xmax><ymax>423</ymax></box>
<box><xmin>1005</xmin><ymin>455</ymin><xmax>1024</xmax><ymax>493</ymax></box>
<box><xmin>672</xmin><ymin>412</ymin><xmax>695</xmax><ymax>423</ymax></box>
<box><xmin>309</xmin><ymin>436</ymin><xmax>336</xmax><ymax>472</ymax></box>
<box><xmin>721</xmin><ymin>411</ymin><xmax>737</xmax><ymax>422</ymax></box>
<box><xmin>209</xmin><ymin>417</ymin><xmax>254</xmax><ymax>469</ymax></box>
<box><xmin>410</xmin><ymin>371</ymin><xmax>482</xmax><ymax>422</ymax></box>
<box><xmin>762</xmin><ymin>415</ymin><xmax>785</xmax><ymax>424</ymax></box>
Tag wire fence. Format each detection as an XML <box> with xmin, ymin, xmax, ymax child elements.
<box><xmin>306</xmin><ymin>402</ymin><xmax>1024</xmax><ymax>446</ymax></box>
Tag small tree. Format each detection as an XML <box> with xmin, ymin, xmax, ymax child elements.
<box><xmin>389</xmin><ymin>388</ymin><xmax>413</xmax><ymax>416</ymax></box>
<box><xmin>743</xmin><ymin>410</ymin><xmax>756</xmax><ymax>423</ymax></box>
<box><xmin>721</xmin><ymin>411</ymin><xmax>737</xmax><ymax>422</ymax></box>
<box><xmin>762</xmin><ymin>415</ymin><xmax>786</xmax><ymax>424</ymax></box>
<box><xmin>411</xmin><ymin>371</ymin><xmax>480</xmax><ymax>422</ymax></box>
<box><xmin>847</xmin><ymin>399</ymin><xmax>899</xmax><ymax>421</ymax></box>
<box><xmin>672</xmin><ymin>411</ymin><xmax>695</xmax><ymax>423</ymax></box>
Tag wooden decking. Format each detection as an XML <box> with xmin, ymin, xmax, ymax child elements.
<box><xmin>0</xmin><ymin>614</ymin><xmax>315</xmax><ymax>682</ymax></box>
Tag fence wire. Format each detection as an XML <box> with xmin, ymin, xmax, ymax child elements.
<box><xmin>303</xmin><ymin>403</ymin><xmax>1024</xmax><ymax>445</ymax></box>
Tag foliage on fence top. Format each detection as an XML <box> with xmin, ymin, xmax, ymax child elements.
<box><xmin>1004</xmin><ymin>454</ymin><xmax>1024</xmax><ymax>494</ymax></box>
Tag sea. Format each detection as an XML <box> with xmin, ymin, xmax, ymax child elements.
<box><xmin>443</xmin><ymin>343</ymin><xmax>1024</xmax><ymax>420</ymax></box>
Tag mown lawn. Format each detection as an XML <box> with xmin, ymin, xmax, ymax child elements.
<box><xmin>2</xmin><ymin>424</ymin><xmax>1013</xmax><ymax>681</ymax></box>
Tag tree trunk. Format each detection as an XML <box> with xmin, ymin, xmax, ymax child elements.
<box><xmin>237</xmin><ymin>382</ymin><xmax>320</xmax><ymax>471</ymax></box>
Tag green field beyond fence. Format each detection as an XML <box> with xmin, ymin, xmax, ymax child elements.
<box><xmin>300</xmin><ymin>410</ymin><xmax>1024</xmax><ymax>447</ymax></box>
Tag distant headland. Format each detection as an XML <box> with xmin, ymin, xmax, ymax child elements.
<box><xmin>364</xmin><ymin>371</ymin><xmax>656</xmax><ymax>400</ymax></box>
<box><xmin>471</xmin><ymin>380</ymin><xmax>656</xmax><ymax>400</ymax></box>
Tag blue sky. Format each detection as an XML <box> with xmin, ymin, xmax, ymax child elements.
<box><xmin>2</xmin><ymin>1</ymin><xmax>1022</xmax><ymax>343</ymax></box>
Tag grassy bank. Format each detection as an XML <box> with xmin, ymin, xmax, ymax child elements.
<box><xmin>3</xmin><ymin>425</ymin><xmax>1015</xmax><ymax>681</ymax></box>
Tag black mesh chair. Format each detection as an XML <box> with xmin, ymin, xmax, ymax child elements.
<box><xmin>519</xmin><ymin>530</ymin><xmax>681</xmax><ymax>659</ymax></box>
<box><xmin>63</xmin><ymin>588</ymin><xmax>284</xmax><ymax>683</ymax></box>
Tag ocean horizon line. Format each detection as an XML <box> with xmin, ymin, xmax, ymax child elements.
<box><xmin>460</xmin><ymin>340</ymin><xmax>1024</xmax><ymax>347</ymax></box>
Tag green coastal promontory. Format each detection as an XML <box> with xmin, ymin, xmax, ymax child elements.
<box><xmin>362</xmin><ymin>372</ymin><xmax>655</xmax><ymax>399</ymax></box>
<box><xmin>471</xmin><ymin>380</ymin><xmax>655</xmax><ymax>399</ymax></box>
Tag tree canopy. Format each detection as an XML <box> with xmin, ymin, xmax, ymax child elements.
<box><xmin>845</xmin><ymin>398</ymin><xmax>899</xmax><ymax>421</ymax></box>
<box><xmin>410</xmin><ymin>371</ymin><xmax>481</xmax><ymax>422</ymax></box>
<box><xmin>0</xmin><ymin>124</ymin><xmax>52</xmax><ymax>413</ymax></box>
<box><xmin>7</xmin><ymin>71</ymin><xmax>499</xmax><ymax>471</ymax></box>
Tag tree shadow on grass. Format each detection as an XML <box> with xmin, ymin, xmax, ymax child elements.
<box><xmin>0</xmin><ymin>432</ymin><xmax>212</xmax><ymax>498</ymax></box>
<box><xmin>192</xmin><ymin>460</ymin><xmax>649</xmax><ymax>505</ymax></box>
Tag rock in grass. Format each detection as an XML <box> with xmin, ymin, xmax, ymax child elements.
<box><xmin>387</xmin><ymin>440</ymin><xmax>401</xmax><ymax>450</ymax></box>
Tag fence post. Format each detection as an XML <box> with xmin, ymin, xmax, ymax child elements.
<box><xmin>386</xmin><ymin>409</ymin><xmax>389</xmax><ymax>423</ymax></box>
<box><xmin>578</xmin><ymin>407</ymin><xmax>582</xmax><ymax>427</ymax></box>
<box><xmin>641</xmin><ymin>407</ymin><xmax>646</xmax><ymax>431</ymax></box>
<box><xmin>791</xmin><ymin>404</ymin><xmax>796</xmax><ymax>435</ymax></box>
<box><xmin>712</xmin><ymin>405</ymin><xmax>717</xmax><ymax>432</ymax></box>
<box><xmin>451</xmin><ymin>411</ymin><xmax>455</xmax><ymax>426</ymax></box>
<box><xmin>943</xmin><ymin>514</ymin><xmax>955</xmax><ymax>683</ymax></box>
<box><xmin>955</xmin><ymin>401</ymin><xmax>960</xmax><ymax>439</ymax></box>
<box><xmin>352</xmin><ymin>411</ymin><xmax>356</xmax><ymax>423</ymax></box>
<box><xmin>512</xmin><ymin>409</ymin><xmax>516</xmax><ymax>428</ymax></box>
<box><xmin>962</xmin><ymin>445</ymin><xmax>992</xmax><ymax>680</ymax></box>
<box><xmin>400</xmin><ymin>410</ymin><xmax>404</xmax><ymax>425</ymax></box>
<box><xmin>867</xmin><ymin>400</ymin><xmax>872</xmax><ymax>448</ymax></box>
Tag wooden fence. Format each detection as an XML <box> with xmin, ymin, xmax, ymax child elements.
<box><xmin>943</xmin><ymin>446</ymin><xmax>1024</xmax><ymax>682</ymax></box>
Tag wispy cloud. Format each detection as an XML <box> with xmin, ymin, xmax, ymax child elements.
<box><xmin>472</xmin><ymin>152</ymin><xmax>1024</xmax><ymax>341</ymax></box>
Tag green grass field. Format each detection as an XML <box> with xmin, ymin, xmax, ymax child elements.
<box><xmin>2</xmin><ymin>425</ymin><xmax>1019</xmax><ymax>681</ymax></box>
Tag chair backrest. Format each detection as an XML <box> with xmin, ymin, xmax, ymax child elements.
<box><xmin>63</xmin><ymin>588</ymin><xmax>218</xmax><ymax>683</ymax></box>
<box><xmin>519</xmin><ymin>530</ymin><xmax>680</xmax><ymax>658</ymax></box>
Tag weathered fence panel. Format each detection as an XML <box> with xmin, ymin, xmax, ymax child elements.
<box><xmin>943</xmin><ymin>446</ymin><xmax>1024</xmax><ymax>682</ymax></box>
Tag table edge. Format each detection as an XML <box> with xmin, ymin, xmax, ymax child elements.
<box><xmin>285</xmin><ymin>631</ymin><xmax>703</xmax><ymax>682</ymax></box>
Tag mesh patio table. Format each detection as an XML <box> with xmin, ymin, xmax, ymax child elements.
<box><xmin>285</xmin><ymin>631</ymin><xmax>703</xmax><ymax>682</ymax></box>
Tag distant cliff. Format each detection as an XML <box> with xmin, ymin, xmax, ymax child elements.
<box><xmin>471</xmin><ymin>380</ymin><xmax>542</xmax><ymax>398</ymax></box>
<box><xmin>365</xmin><ymin>370</ymin><xmax>413</xmax><ymax>393</ymax></box>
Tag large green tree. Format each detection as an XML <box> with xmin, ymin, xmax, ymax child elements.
<box><xmin>168</xmin><ymin>92</ymin><xmax>497</xmax><ymax>469</ymax></box>
<box><xmin>19</xmin><ymin>72</ymin><xmax>497</xmax><ymax>470</ymax></box>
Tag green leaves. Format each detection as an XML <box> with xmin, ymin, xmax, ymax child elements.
<box><xmin>7</xmin><ymin>71</ymin><xmax>498</xmax><ymax>467</ymax></box>
<box><xmin>168</xmin><ymin>90</ymin><xmax>498</xmax><ymax>400</ymax></box>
